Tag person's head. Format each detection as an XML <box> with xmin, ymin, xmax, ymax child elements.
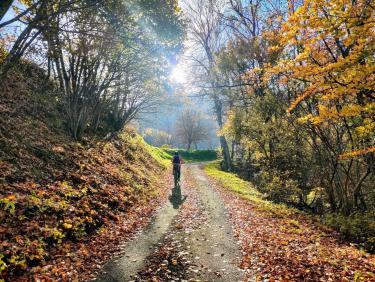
<box><xmin>174</xmin><ymin>151</ymin><xmax>179</xmax><ymax>156</ymax></box>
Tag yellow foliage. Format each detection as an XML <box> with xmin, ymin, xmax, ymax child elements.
<box><xmin>339</xmin><ymin>146</ymin><xmax>375</xmax><ymax>159</ymax></box>
<box><xmin>267</xmin><ymin>0</ymin><xmax>374</xmax><ymax>155</ymax></box>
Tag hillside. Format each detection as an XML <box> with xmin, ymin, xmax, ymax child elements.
<box><xmin>0</xmin><ymin>64</ymin><xmax>170</xmax><ymax>280</ymax></box>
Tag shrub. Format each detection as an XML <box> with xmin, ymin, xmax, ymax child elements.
<box><xmin>324</xmin><ymin>212</ymin><xmax>375</xmax><ymax>252</ymax></box>
<box><xmin>256</xmin><ymin>170</ymin><xmax>301</xmax><ymax>205</ymax></box>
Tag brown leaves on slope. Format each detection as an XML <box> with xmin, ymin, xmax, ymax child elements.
<box><xmin>0</xmin><ymin>131</ymin><xmax>170</xmax><ymax>281</ymax></box>
<box><xmin>25</xmin><ymin>181</ymin><xmax>171</xmax><ymax>282</ymax></box>
<box><xmin>207</xmin><ymin>176</ymin><xmax>375</xmax><ymax>281</ymax></box>
<box><xmin>0</xmin><ymin>62</ymin><xmax>173</xmax><ymax>280</ymax></box>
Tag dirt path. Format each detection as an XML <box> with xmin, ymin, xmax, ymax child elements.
<box><xmin>181</xmin><ymin>164</ymin><xmax>244</xmax><ymax>281</ymax></box>
<box><xmin>95</xmin><ymin>202</ymin><xmax>179</xmax><ymax>281</ymax></box>
<box><xmin>95</xmin><ymin>163</ymin><xmax>244</xmax><ymax>282</ymax></box>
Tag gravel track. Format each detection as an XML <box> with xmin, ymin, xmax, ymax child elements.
<box><xmin>95</xmin><ymin>163</ymin><xmax>244</xmax><ymax>282</ymax></box>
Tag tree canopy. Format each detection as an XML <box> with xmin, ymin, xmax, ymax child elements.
<box><xmin>0</xmin><ymin>0</ymin><xmax>185</xmax><ymax>139</ymax></box>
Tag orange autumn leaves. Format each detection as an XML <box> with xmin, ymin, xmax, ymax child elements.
<box><xmin>265</xmin><ymin>0</ymin><xmax>375</xmax><ymax>157</ymax></box>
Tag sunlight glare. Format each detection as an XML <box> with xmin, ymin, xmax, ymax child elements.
<box><xmin>170</xmin><ymin>64</ymin><xmax>188</xmax><ymax>84</ymax></box>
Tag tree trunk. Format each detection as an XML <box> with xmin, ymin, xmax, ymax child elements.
<box><xmin>213</xmin><ymin>97</ymin><xmax>231</xmax><ymax>171</ymax></box>
<box><xmin>0</xmin><ymin>0</ymin><xmax>13</xmax><ymax>21</ymax></box>
<box><xmin>231</xmin><ymin>140</ymin><xmax>235</xmax><ymax>160</ymax></box>
<box><xmin>219</xmin><ymin>136</ymin><xmax>232</xmax><ymax>171</ymax></box>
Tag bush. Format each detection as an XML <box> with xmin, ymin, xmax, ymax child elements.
<box><xmin>256</xmin><ymin>170</ymin><xmax>301</xmax><ymax>205</ymax></box>
<box><xmin>324</xmin><ymin>212</ymin><xmax>375</xmax><ymax>252</ymax></box>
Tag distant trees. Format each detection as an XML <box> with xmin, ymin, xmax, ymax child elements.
<box><xmin>185</xmin><ymin>0</ymin><xmax>232</xmax><ymax>170</ymax></box>
<box><xmin>143</xmin><ymin>128</ymin><xmax>172</xmax><ymax>147</ymax></box>
<box><xmin>0</xmin><ymin>0</ymin><xmax>185</xmax><ymax>139</ymax></box>
<box><xmin>175</xmin><ymin>109</ymin><xmax>209</xmax><ymax>150</ymax></box>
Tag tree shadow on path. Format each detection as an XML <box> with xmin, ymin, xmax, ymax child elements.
<box><xmin>169</xmin><ymin>184</ymin><xmax>187</xmax><ymax>209</ymax></box>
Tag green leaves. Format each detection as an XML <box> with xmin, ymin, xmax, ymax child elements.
<box><xmin>0</xmin><ymin>195</ymin><xmax>16</xmax><ymax>216</ymax></box>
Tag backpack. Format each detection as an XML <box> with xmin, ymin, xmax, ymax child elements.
<box><xmin>172</xmin><ymin>155</ymin><xmax>180</xmax><ymax>164</ymax></box>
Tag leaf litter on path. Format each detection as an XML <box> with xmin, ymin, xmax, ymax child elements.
<box><xmin>136</xmin><ymin>165</ymin><xmax>245</xmax><ymax>281</ymax></box>
<box><xmin>135</xmin><ymin>168</ymin><xmax>206</xmax><ymax>281</ymax></box>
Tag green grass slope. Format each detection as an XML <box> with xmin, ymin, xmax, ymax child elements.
<box><xmin>204</xmin><ymin>161</ymin><xmax>296</xmax><ymax>216</ymax></box>
<box><xmin>162</xmin><ymin>148</ymin><xmax>217</xmax><ymax>163</ymax></box>
<box><xmin>137</xmin><ymin>145</ymin><xmax>218</xmax><ymax>165</ymax></box>
<box><xmin>139</xmin><ymin>140</ymin><xmax>173</xmax><ymax>168</ymax></box>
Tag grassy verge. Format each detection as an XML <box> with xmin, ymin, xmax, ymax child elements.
<box><xmin>139</xmin><ymin>144</ymin><xmax>218</xmax><ymax>166</ymax></box>
<box><xmin>204</xmin><ymin>161</ymin><xmax>299</xmax><ymax>217</ymax></box>
<box><xmin>163</xmin><ymin>149</ymin><xmax>217</xmax><ymax>163</ymax></box>
<box><xmin>136</xmin><ymin>137</ymin><xmax>173</xmax><ymax>168</ymax></box>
